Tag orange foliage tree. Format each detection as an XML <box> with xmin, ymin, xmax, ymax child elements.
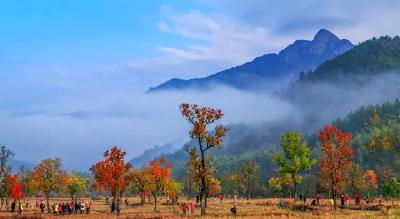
<box><xmin>148</xmin><ymin>157</ymin><xmax>172</xmax><ymax>212</ymax></box>
<box><xmin>30</xmin><ymin>158</ymin><xmax>67</xmax><ymax>212</ymax></box>
<box><xmin>180</xmin><ymin>103</ymin><xmax>227</xmax><ymax>215</ymax></box>
<box><xmin>208</xmin><ymin>178</ymin><xmax>221</xmax><ymax>196</ymax></box>
<box><xmin>318</xmin><ymin>125</ymin><xmax>354</xmax><ymax>209</ymax></box>
<box><xmin>363</xmin><ymin>170</ymin><xmax>378</xmax><ymax>198</ymax></box>
<box><xmin>91</xmin><ymin>146</ymin><xmax>132</xmax><ymax>202</ymax></box>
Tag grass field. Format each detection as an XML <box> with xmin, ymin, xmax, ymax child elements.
<box><xmin>1</xmin><ymin>197</ymin><xmax>400</xmax><ymax>218</ymax></box>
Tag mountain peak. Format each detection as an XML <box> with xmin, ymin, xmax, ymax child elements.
<box><xmin>313</xmin><ymin>29</ymin><xmax>339</xmax><ymax>42</ymax></box>
<box><xmin>148</xmin><ymin>29</ymin><xmax>353</xmax><ymax>92</ymax></box>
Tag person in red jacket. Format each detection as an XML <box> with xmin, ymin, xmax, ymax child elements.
<box><xmin>181</xmin><ymin>203</ymin><xmax>187</xmax><ymax>215</ymax></box>
<box><xmin>355</xmin><ymin>194</ymin><xmax>361</xmax><ymax>205</ymax></box>
<box><xmin>344</xmin><ymin>194</ymin><xmax>350</xmax><ymax>206</ymax></box>
<box><xmin>219</xmin><ymin>194</ymin><xmax>225</xmax><ymax>204</ymax></box>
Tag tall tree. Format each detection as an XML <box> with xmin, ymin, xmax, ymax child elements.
<box><xmin>30</xmin><ymin>158</ymin><xmax>68</xmax><ymax>212</ymax></box>
<box><xmin>0</xmin><ymin>146</ymin><xmax>14</xmax><ymax>200</ymax></box>
<box><xmin>92</xmin><ymin>146</ymin><xmax>132</xmax><ymax>202</ymax></box>
<box><xmin>272</xmin><ymin>131</ymin><xmax>315</xmax><ymax>200</ymax></box>
<box><xmin>147</xmin><ymin>157</ymin><xmax>172</xmax><ymax>212</ymax></box>
<box><xmin>180</xmin><ymin>103</ymin><xmax>227</xmax><ymax>215</ymax></box>
<box><xmin>318</xmin><ymin>125</ymin><xmax>354</xmax><ymax>209</ymax></box>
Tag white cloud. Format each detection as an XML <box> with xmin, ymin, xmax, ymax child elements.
<box><xmin>157</xmin><ymin>21</ymin><xmax>171</xmax><ymax>32</ymax></box>
<box><xmin>158</xmin><ymin>10</ymin><xmax>292</xmax><ymax>64</ymax></box>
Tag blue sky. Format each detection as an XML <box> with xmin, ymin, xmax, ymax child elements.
<box><xmin>1</xmin><ymin>0</ymin><xmax>400</xmax><ymax>170</ymax></box>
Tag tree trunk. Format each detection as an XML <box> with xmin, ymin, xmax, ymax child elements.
<box><xmin>188</xmin><ymin>175</ymin><xmax>192</xmax><ymax>200</ymax></box>
<box><xmin>331</xmin><ymin>188</ymin><xmax>336</xmax><ymax>209</ymax></box>
<box><xmin>247</xmin><ymin>184</ymin><xmax>251</xmax><ymax>200</ymax></box>
<box><xmin>153</xmin><ymin>193</ymin><xmax>157</xmax><ymax>212</ymax></box>
<box><xmin>205</xmin><ymin>192</ymin><xmax>208</xmax><ymax>208</ymax></box>
<box><xmin>140</xmin><ymin>192</ymin><xmax>145</xmax><ymax>205</ymax></box>
<box><xmin>293</xmin><ymin>182</ymin><xmax>297</xmax><ymax>201</ymax></box>
<box><xmin>46</xmin><ymin>194</ymin><xmax>50</xmax><ymax>213</ymax></box>
<box><xmin>199</xmin><ymin>141</ymin><xmax>207</xmax><ymax>215</ymax></box>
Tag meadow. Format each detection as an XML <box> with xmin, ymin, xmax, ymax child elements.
<box><xmin>0</xmin><ymin>197</ymin><xmax>400</xmax><ymax>219</ymax></box>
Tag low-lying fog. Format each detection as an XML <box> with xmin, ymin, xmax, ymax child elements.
<box><xmin>1</xmin><ymin>72</ymin><xmax>399</xmax><ymax>170</ymax></box>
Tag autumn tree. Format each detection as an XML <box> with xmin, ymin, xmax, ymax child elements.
<box><xmin>363</xmin><ymin>170</ymin><xmax>378</xmax><ymax>198</ymax></box>
<box><xmin>67</xmin><ymin>171</ymin><xmax>89</xmax><ymax>198</ymax></box>
<box><xmin>272</xmin><ymin>131</ymin><xmax>315</xmax><ymax>200</ymax></box>
<box><xmin>230</xmin><ymin>160</ymin><xmax>260</xmax><ymax>199</ymax></box>
<box><xmin>318</xmin><ymin>125</ymin><xmax>354</xmax><ymax>209</ymax></box>
<box><xmin>363</xmin><ymin>110</ymin><xmax>400</xmax><ymax>171</ymax></box>
<box><xmin>147</xmin><ymin>157</ymin><xmax>172</xmax><ymax>212</ymax></box>
<box><xmin>2</xmin><ymin>174</ymin><xmax>18</xmax><ymax>202</ymax></box>
<box><xmin>347</xmin><ymin>163</ymin><xmax>378</xmax><ymax>198</ymax></box>
<box><xmin>10</xmin><ymin>178</ymin><xmax>24</xmax><ymax>200</ymax></box>
<box><xmin>228</xmin><ymin>174</ymin><xmax>245</xmax><ymax>196</ymax></box>
<box><xmin>187</xmin><ymin>146</ymin><xmax>218</xmax><ymax>208</ymax></box>
<box><xmin>180</xmin><ymin>103</ymin><xmax>227</xmax><ymax>215</ymax></box>
<box><xmin>268</xmin><ymin>177</ymin><xmax>282</xmax><ymax>198</ymax></box>
<box><xmin>347</xmin><ymin>163</ymin><xmax>365</xmax><ymax>194</ymax></box>
<box><xmin>208</xmin><ymin>178</ymin><xmax>221</xmax><ymax>196</ymax></box>
<box><xmin>92</xmin><ymin>146</ymin><xmax>132</xmax><ymax>202</ymax></box>
<box><xmin>30</xmin><ymin>158</ymin><xmax>67</xmax><ymax>212</ymax></box>
<box><xmin>130</xmin><ymin>166</ymin><xmax>151</xmax><ymax>204</ymax></box>
<box><xmin>163</xmin><ymin>178</ymin><xmax>182</xmax><ymax>204</ymax></box>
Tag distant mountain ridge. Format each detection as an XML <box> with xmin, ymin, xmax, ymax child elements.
<box><xmin>9</xmin><ymin>159</ymin><xmax>35</xmax><ymax>173</ymax></box>
<box><xmin>148</xmin><ymin>29</ymin><xmax>353</xmax><ymax>92</ymax></box>
<box><xmin>129</xmin><ymin>141</ymin><xmax>181</xmax><ymax>168</ymax></box>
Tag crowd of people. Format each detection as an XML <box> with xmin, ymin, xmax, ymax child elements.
<box><xmin>51</xmin><ymin>199</ymin><xmax>91</xmax><ymax>215</ymax></box>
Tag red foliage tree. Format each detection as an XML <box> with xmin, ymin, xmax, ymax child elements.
<box><xmin>3</xmin><ymin>174</ymin><xmax>25</xmax><ymax>200</ymax></box>
<box><xmin>148</xmin><ymin>156</ymin><xmax>172</xmax><ymax>212</ymax></box>
<box><xmin>11</xmin><ymin>181</ymin><xmax>24</xmax><ymax>200</ymax></box>
<box><xmin>92</xmin><ymin>146</ymin><xmax>132</xmax><ymax>201</ymax></box>
<box><xmin>318</xmin><ymin>125</ymin><xmax>354</xmax><ymax>209</ymax></box>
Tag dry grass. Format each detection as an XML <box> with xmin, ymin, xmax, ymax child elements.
<box><xmin>1</xmin><ymin>197</ymin><xmax>400</xmax><ymax>219</ymax></box>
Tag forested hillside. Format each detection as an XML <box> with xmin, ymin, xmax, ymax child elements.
<box><xmin>149</xmin><ymin>36</ymin><xmax>400</xmax><ymax>197</ymax></box>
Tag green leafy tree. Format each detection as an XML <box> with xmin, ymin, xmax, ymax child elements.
<box><xmin>383</xmin><ymin>177</ymin><xmax>400</xmax><ymax>206</ymax></box>
<box><xmin>67</xmin><ymin>171</ymin><xmax>89</xmax><ymax>198</ymax></box>
<box><xmin>272</xmin><ymin>131</ymin><xmax>316</xmax><ymax>199</ymax></box>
